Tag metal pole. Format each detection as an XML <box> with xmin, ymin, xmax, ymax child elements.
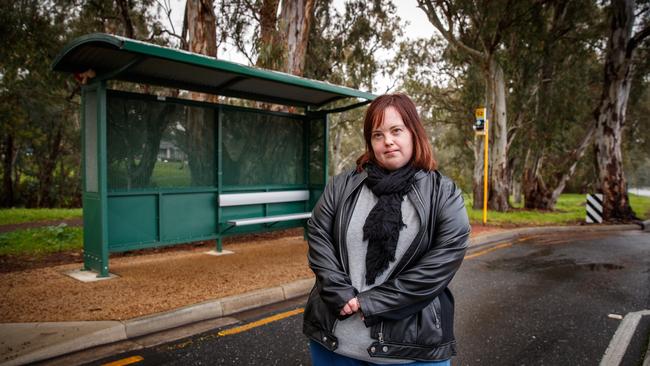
<box><xmin>483</xmin><ymin>119</ymin><xmax>489</xmax><ymax>225</ymax></box>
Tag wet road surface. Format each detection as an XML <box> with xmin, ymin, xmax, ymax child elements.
<box><xmin>83</xmin><ymin>229</ymin><xmax>649</xmax><ymax>366</ymax></box>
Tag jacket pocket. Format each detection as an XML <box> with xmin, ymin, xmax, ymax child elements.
<box><xmin>381</xmin><ymin>297</ymin><xmax>444</xmax><ymax>346</ymax></box>
<box><xmin>303</xmin><ymin>286</ymin><xmax>337</xmax><ymax>332</ymax></box>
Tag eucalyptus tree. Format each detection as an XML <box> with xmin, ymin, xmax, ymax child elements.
<box><xmin>416</xmin><ymin>0</ymin><xmax>546</xmax><ymax>211</ymax></box>
<box><xmin>593</xmin><ymin>0</ymin><xmax>650</xmax><ymax>221</ymax></box>
<box><xmin>304</xmin><ymin>0</ymin><xmax>404</xmax><ymax>174</ymax></box>
<box><xmin>623</xmin><ymin>44</ymin><xmax>650</xmax><ymax>189</ymax></box>
<box><xmin>0</xmin><ymin>0</ymin><xmax>164</xmax><ymax>207</ymax></box>
<box><xmin>505</xmin><ymin>0</ymin><xmax>604</xmax><ymax>210</ymax></box>
<box><xmin>217</xmin><ymin>0</ymin><xmax>315</xmax><ymax>77</ymax></box>
<box><xmin>392</xmin><ymin>36</ymin><xmax>481</xmax><ymax>194</ymax></box>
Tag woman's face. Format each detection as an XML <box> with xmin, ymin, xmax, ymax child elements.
<box><xmin>370</xmin><ymin>106</ymin><xmax>414</xmax><ymax>171</ymax></box>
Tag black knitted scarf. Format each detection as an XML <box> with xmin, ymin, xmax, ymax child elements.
<box><xmin>362</xmin><ymin>163</ymin><xmax>417</xmax><ymax>285</ymax></box>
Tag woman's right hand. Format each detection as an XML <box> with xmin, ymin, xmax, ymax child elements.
<box><xmin>339</xmin><ymin>297</ymin><xmax>361</xmax><ymax>316</ymax></box>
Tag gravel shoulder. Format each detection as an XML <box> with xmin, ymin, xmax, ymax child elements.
<box><xmin>0</xmin><ymin>225</ymin><xmax>504</xmax><ymax>323</ymax></box>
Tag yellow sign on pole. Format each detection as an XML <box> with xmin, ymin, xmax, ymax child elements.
<box><xmin>474</xmin><ymin>107</ymin><xmax>486</xmax><ymax>135</ymax></box>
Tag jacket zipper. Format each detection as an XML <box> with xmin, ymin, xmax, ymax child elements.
<box><xmin>431</xmin><ymin>300</ymin><xmax>441</xmax><ymax>328</ymax></box>
<box><xmin>378</xmin><ymin>321</ymin><xmax>385</xmax><ymax>343</ymax></box>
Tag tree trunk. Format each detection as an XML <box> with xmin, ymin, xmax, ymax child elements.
<box><xmin>486</xmin><ymin>59</ymin><xmax>510</xmax><ymax>211</ymax></box>
<box><xmin>331</xmin><ymin>127</ymin><xmax>342</xmax><ymax>175</ymax></box>
<box><xmin>522</xmin><ymin>148</ymin><xmax>554</xmax><ymax>209</ymax></box>
<box><xmin>256</xmin><ymin>0</ymin><xmax>281</xmax><ymax>70</ymax></box>
<box><xmin>115</xmin><ymin>0</ymin><xmax>135</xmax><ymax>38</ymax></box>
<box><xmin>549</xmin><ymin>128</ymin><xmax>595</xmax><ymax>205</ymax></box>
<box><xmin>278</xmin><ymin>0</ymin><xmax>315</xmax><ymax>76</ymax></box>
<box><xmin>37</xmin><ymin>125</ymin><xmax>63</xmax><ymax>207</ymax></box>
<box><xmin>185</xmin><ymin>0</ymin><xmax>217</xmax><ymax>59</ymax></box>
<box><xmin>129</xmin><ymin>106</ymin><xmax>173</xmax><ymax>187</ymax></box>
<box><xmin>2</xmin><ymin>134</ymin><xmax>16</xmax><ymax>207</ymax></box>
<box><xmin>593</xmin><ymin>0</ymin><xmax>639</xmax><ymax>221</ymax></box>
<box><xmin>512</xmin><ymin>179</ymin><xmax>522</xmax><ymax>204</ymax></box>
<box><xmin>472</xmin><ymin>134</ymin><xmax>485</xmax><ymax>210</ymax></box>
<box><xmin>184</xmin><ymin>0</ymin><xmax>218</xmax><ymax>186</ymax></box>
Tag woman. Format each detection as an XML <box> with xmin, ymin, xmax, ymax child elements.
<box><xmin>303</xmin><ymin>94</ymin><xmax>470</xmax><ymax>365</ymax></box>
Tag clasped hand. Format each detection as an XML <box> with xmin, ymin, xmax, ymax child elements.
<box><xmin>339</xmin><ymin>297</ymin><xmax>363</xmax><ymax>319</ymax></box>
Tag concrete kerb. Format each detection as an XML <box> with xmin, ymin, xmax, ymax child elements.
<box><xmin>0</xmin><ymin>277</ymin><xmax>316</xmax><ymax>366</ymax></box>
<box><xmin>124</xmin><ymin>299</ymin><xmax>224</xmax><ymax>338</ymax></box>
<box><xmin>2</xmin><ymin>224</ymin><xmax>643</xmax><ymax>365</ymax></box>
<box><xmin>641</xmin><ymin>220</ymin><xmax>650</xmax><ymax>232</ymax></box>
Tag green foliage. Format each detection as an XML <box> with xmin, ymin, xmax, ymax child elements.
<box><xmin>0</xmin><ymin>0</ymin><xmax>168</xmax><ymax>208</ymax></box>
<box><xmin>0</xmin><ymin>208</ymin><xmax>82</xmax><ymax>225</ymax></box>
<box><xmin>302</xmin><ymin>0</ymin><xmax>406</xmax><ymax>174</ymax></box>
<box><xmin>0</xmin><ymin>225</ymin><xmax>82</xmax><ymax>256</ymax></box>
<box><xmin>305</xmin><ymin>0</ymin><xmax>404</xmax><ymax>91</ymax></box>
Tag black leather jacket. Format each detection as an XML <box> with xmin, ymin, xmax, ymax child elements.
<box><xmin>302</xmin><ymin>168</ymin><xmax>470</xmax><ymax>361</ymax></box>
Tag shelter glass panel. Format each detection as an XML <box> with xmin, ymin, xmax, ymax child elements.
<box><xmin>106</xmin><ymin>92</ymin><xmax>216</xmax><ymax>190</ymax></box>
<box><xmin>309</xmin><ymin>117</ymin><xmax>325</xmax><ymax>185</ymax></box>
<box><xmin>221</xmin><ymin>109</ymin><xmax>304</xmax><ymax>186</ymax></box>
<box><xmin>84</xmin><ymin>90</ymin><xmax>98</xmax><ymax>192</ymax></box>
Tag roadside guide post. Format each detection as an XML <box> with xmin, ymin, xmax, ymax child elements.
<box><xmin>474</xmin><ymin>107</ymin><xmax>488</xmax><ymax>224</ymax></box>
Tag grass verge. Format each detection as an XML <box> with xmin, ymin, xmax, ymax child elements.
<box><xmin>0</xmin><ymin>208</ymin><xmax>82</xmax><ymax>226</ymax></box>
<box><xmin>464</xmin><ymin>193</ymin><xmax>650</xmax><ymax>225</ymax></box>
<box><xmin>0</xmin><ymin>194</ymin><xmax>648</xmax><ymax>258</ymax></box>
<box><xmin>0</xmin><ymin>224</ymin><xmax>83</xmax><ymax>256</ymax></box>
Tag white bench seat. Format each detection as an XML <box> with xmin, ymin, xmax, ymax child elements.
<box><xmin>227</xmin><ymin>212</ymin><xmax>312</xmax><ymax>226</ymax></box>
<box><xmin>220</xmin><ymin>190</ymin><xmax>309</xmax><ymax>207</ymax></box>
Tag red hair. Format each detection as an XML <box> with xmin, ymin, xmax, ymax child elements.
<box><xmin>356</xmin><ymin>93</ymin><xmax>437</xmax><ymax>172</ymax></box>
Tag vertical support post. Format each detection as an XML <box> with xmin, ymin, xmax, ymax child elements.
<box><xmin>303</xmin><ymin>110</ymin><xmax>312</xmax><ymax>241</ymax></box>
<box><xmin>483</xmin><ymin>119</ymin><xmax>489</xmax><ymax>225</ymax></box>
<box><xmin>216</xmin><ymin>105</ymin><xmax>223</xmax><ymax>252</ymax></box>
<box><xmin>97</xmin><ymin>81</ymin><xmax>110</xmax><ymax>277</ymax></box>
<box><xmin>157</xmin><ymin>192</ymin><xmax>162</xmax><ymax>241</ymax></box>
<box><xmin>81</xmin><ymin>82</ymin><xmax>110</xmax><ymax>277</ymax></box>
<box><xmin>323</xmin><ymin>113</ymin><xmax>329</xmax><ymax>181</ymax></box>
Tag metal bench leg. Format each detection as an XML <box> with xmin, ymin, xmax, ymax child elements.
<box><xmin>216</xmin><ymin>236</ymin><xmax>223</xmax><ymax>252</ymax></box>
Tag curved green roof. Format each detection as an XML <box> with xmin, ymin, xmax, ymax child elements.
<box><xmin>53</xmin><ymin>33</ymin><xmax>376</xmax><ymax>107</ymax></box>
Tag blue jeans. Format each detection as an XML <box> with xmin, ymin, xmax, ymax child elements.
<box><xmin>309</xmin><ymin>341</ymin><xmax>452</xmax><ymax>366</ymax></box>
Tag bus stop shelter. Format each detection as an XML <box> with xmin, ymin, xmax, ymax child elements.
<box><xmin>52</xmin><ymin>33</ymin><xmax>375</xmax><ymax>277</ymax></box>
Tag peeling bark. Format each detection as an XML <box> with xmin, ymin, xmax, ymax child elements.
<box><xmin>183</xmin><ymin>0</ymin><xmax>218</xmax><ymax>185</ymax></box>
<box><xmin>278</xmin><ymin>0</ymin><xmax>315</xmax><ymax>76</ymax></box>
<box><xmin>256</xmin><ymin>0</ymin><xmax>281</xmax><ymax>70</ymax></box>
<box><xmin>593</xmin><ymin>0</ymin><xmax>647</xmax><ymax>221</ymax></box>
<box><xmin>486</xmin><ymin>59</ymin><xmax>510</xmax><ymax>211</ymax></box>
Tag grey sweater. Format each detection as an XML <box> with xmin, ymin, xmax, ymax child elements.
<box><xmin>333</xmin><ymin>185</ymin><xmax>420</xmax><ymax>364</ymax></box>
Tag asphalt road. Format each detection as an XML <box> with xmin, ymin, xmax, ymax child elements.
<box><xmin>86</xmin><ymin>229</ymin><xmax>649</xmax><ymax>366</ymax></box>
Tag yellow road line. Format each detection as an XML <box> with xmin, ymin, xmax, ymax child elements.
<box><xmin>465</xmin><ymin>242</ymin><xmax>512</xmax><ymax>259</ymax></box>
<box><xmin>101</xmin><ymin>355</ymin><xmax>144</xmax><ymax>366</ymax></box>
<box><xmin>218</xmin><ymin>308</ymin><xmax>304</xmax><ymax>337</ymax></box>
